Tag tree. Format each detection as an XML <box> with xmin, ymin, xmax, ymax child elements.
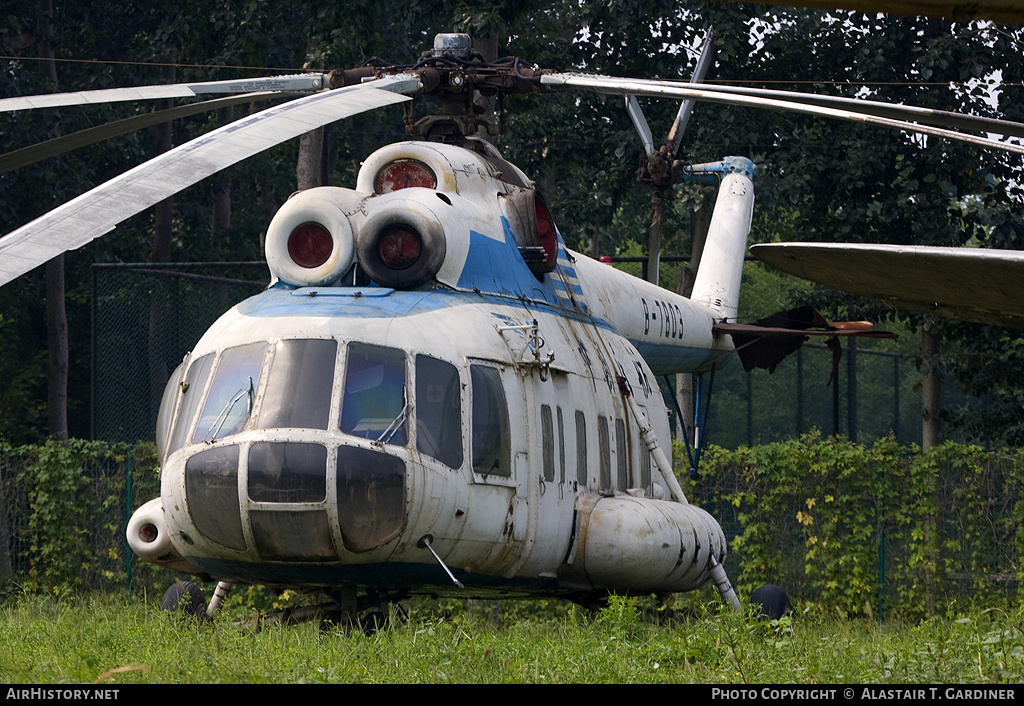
<box><xmin>0</xmin><ymin>1</ymin><xmax>1021</xmax><ymax>448</ymax></box>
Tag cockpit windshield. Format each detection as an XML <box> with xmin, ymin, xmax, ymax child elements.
<box><xmin>168</xmin><ymin>339</ymin><xmax>468</xmax><ymax>473</ymax></box>
<box><xmin>193</xmin><ymin>342</ymin><xmax>266</xmax><ymax>444</ymax></box>
<box><xmin>258</xmin><ymin>339</ymin><xmax>337</xmax><ymax>430</ymax></box>
<box><xmin>340</xmin><ymin>342</ymin><xmax>407</xmax><ymax>445</ymax></box>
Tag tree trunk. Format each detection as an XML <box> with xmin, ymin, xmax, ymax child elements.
<box><xmin>45</xmin><ymin>256</ymin><xmax>68</xmax><ymax>441</ymax></box>
<box><xmin>148</xmin><ymin>61</ymin><xmax>177</xmax><ymax>421</ymax></box>
<box><xmin>152</xmin><ymin>61</ymin><xmax>176</xmax><ymax>263</ymax></box>
<box><xmin>296</xmin><ymin>128</ymin><xmax>325</xmax><ymax>190</ymax></box>
<box><xmin>213</xmin><ymin>107</ymin><xmax>233</xmax><ymax>233</ymax></box>
<box><xmin>37</xmin><ymin>0</ymin><xmax>67</xmax><ymax>441</ymax></box>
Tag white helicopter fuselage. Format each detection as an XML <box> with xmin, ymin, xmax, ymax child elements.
<box><xmin>127</xmin><ymin>139</ymin><xmax>753</xmax><ymax>601</ymax></box>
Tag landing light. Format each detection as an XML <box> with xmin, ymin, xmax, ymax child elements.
<box><xmin>377</xmin><ymin>225</ymin><xmax>422</xmax><ymax>269</ymax></box>
<box><xmin>139</xmin><ymin>523</ymin><xmax>159</xmax><ymax>543</ymax></box>
<box><xmin>287</xmin><ymin>222</ymin><xmax>334</xmax><ymax>268</ymax></box>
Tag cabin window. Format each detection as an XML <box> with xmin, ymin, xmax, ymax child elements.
<box><xmin>258</xmin><ymin>339</ymin><xmax>337</xmax><ymax>430</ymax></box>
<box><xmin>575</xmin><ymin>410</ymin><xmax>587</xmax><ymax>485</ymax></box>
<box><xmin>184</xmin><ymin>445</ymin><xmax>245</xmax><ymax>551</ymax></box>
<box><xmin>340</xmin><ymin>343</ymin><xmax>407</xmax><ymax>445</ymax></box>
<box><xmin>641</xmin><ymin>439</ymin><xmax>652</xmax><ymax>490</ymax></box>
<box><xmin>156</xmin><ymin>361</ymin><xmax>185</xmax><ymax>460</ymax></box>
<box><xmin>471</xmin><ymin>364</ymin><xmax>511</xmax><ymax>478</ymax></box>
<box><xmin>247</xmin><ymin>442</ymin><xmax>328</xmax><ymax>503</ymax></box>
<box><xmin>598</xmin><ymin>415</ymin><xmax>611</xmax><ymax>490</ymax></box>
<box><xmin>415</xmin><ymin>355</ymin><xmax>463</xmax><ymax>469</ymax></box>
<box><xmin>541</xmin><ymin>405</ymin><xmax>554</xmax><ymax>482</ymax></box>
<box><xmin>616</xmin><ymin>417</ymin><xmax>629</xmax><ymax>490</ymax></box>
<box><xmin>193</xmin><ymin>342</ymin><xmax>267</xmax><ymax>444</ymax></box>
<box><xmin>167</xmin><ymin>353</ymin><xmax>214</xmax><ymax>455</ymax></box>
<box><xmin>557</xmin><ymin>406</ymin><xmax>566</xmax><ymax>483</ymax></box>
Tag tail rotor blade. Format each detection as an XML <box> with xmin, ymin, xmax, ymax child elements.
<box><xmin>626</xmin><ymin>94</ymin><xmax>657</xmax><ymax>159</ymax></box>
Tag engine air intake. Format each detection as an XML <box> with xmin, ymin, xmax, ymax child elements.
<box><xmin>377</xmin><ymin>224</ymin><xmax>423</xmax><ymax>269</ymax></box>
<box><xmin>374</xmin><ymin>159</ymin><xmax>437</xmax><ymax>194</ymax></box>
<box><xmin>265</xmin><ymin>188</ymin><xmax>356</xmax><ymax>287</ymax></box>
<box><xmin>287</xmin><ymin>222</ymin><xmax>334</xmax><ymax>268</ymax></box>
<box><xmin>357</xmin><ymin>198</ymin><xmax>446</xmax><ymax>289</ymax></box>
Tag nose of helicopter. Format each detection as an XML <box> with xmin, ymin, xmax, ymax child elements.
<box><xmin>159</xmin><ymin>440</ymin><xmax>409</xmax><ymax>571</ymax></box>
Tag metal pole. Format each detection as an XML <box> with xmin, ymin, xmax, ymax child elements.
<box><xmin>746</xmin><ymin>370</ymin><xmax>753</xmax><ymax>447</ymax></box>
<box><xmin>833</xmin><ymin>368</ymin><xmax>840</xmax><ymax>437</ymax></box>
<box><xmin>893</xmin><ymin>355</ymin><xmax>901</xmax><ymax>444</ymax></box>
<box><xmin>847</xmin><ymin>338</ymin><xmax>858</xmax><ymax>442</ymax></box>
<box><xmin>796</xmin><ymin>347</ymin><xmax>804</xmax><ymax>436</ymax></box>
<box><xmin>125</xmin><ymin>447</ymin><xmax>134</xmax><ymax>591</ymax></box>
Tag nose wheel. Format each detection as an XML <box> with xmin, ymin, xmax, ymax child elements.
<box><xmin>750</xmin><ymin>584</ymin><xmax>793</xmax><ymax>621</ymax></box>
<box><xmin>161</xmin><ymin>579</ymin><xmax>209</xmax><ymax>621</ymax></box>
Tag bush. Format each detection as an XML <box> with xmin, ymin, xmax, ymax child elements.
<box><xmin>682</xmin><ymin>433</ymin><xmax>1023</xmax><ymax>620</ymax></box>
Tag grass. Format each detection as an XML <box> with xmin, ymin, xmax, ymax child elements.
<box><xmin>2</xmin><ymin>589</ymin><xmax>1024</xmax><ymax>684</ymax></box>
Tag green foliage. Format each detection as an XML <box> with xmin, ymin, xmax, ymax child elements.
<box><xmin>1</xmin><ymin>441</ymin><xmax>162</xmax><ymax>596</ymax></box>
<box><xmin>4</xmin><ymin>591</ymin><xmax>1024</xmax><ymax>683</ymax></box>
<box><xmin>685</xmin><ymin>434</ymin><xmax>1024</xmax><ymax>621</ymax></box>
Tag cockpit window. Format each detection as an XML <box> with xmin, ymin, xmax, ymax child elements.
<box><xmin>258</xmin><ymin>339</ymin><xmax>337</xmax><ymax>430</ymax></box>
<box><xmin>471</xmin><ymin>364</ymin><xmax>511</xmax><ymax>478</ymax></box>
<box><xmin>415</xmin><ymin>355</ymin><xmax>463</xmax><ymax>469</ymax></box>
<box><xmin>166</xmin><ymin>353</ymin><xmax>214</xmax><ymax>455</ymax></box>
<box><xmin>193</xmin><ymin>342</ymin><xmax>267</xmax><ymax>443</ymax></box>
<box><xmin>340</xmin><ymin>342</ymin><xmax>407</xmax><ymax>445</ymax></box>
<box><xmin>247</xmin><ymin>442</ymin><xmax>328</xmax><ymax>503</ymax></box>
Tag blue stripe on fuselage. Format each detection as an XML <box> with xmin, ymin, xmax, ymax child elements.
<box><xmin>235</xmin><ymin>284</ymin><xmax>460</xmax><ymax>319</ymax></box>
<box><xmin>455</xmin><ymin>219</ymin><xmax>562</xmax><ymax>306</ymax></box>
<box><xmin>234</xmin><ymin>281</ymin><xmax>606</xmax><ymax>334</ymax></box>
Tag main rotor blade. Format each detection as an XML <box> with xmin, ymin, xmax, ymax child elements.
<box><xmin>656</xmin><ymin>80</ymin><xmax>1024</xmax><ymax>140</ymax></box>
<box><xmin>750</xmin><ymin>241</ymin><xmax>1024</xmax><ymax>327</ymax></box>
<box><xmin>625</xmin><ymin>94</ymin><xmax>657</xmax><ymax>159</ymax></box>
<box><xmin>0</xmin><ymin>91</ymin><xmax>293</xmax><ymax>175</ymax></box>
<box><xmin>0</xmin><ymin>75</ymin><xmax>419</xmax><ymax>287</ymax></box>
<box><xmin>666</xmin><ymin>27</ymin><xmax>716</xmax><ymax>156</ymax></box>
<box><xmin>0</xmin><ymin>74</ymin><xmax>327</xmax><ymax>112</ymax></box>
<box><xmin>540</xmin><ymin>73</ymin><xmax>1024</xmax><ymax>155</ymax></box>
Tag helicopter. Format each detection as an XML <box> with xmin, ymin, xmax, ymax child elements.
<box><xmin>3</xmin><ymin>29</ymin><xmax>1024</xmax><ymax>628</ymax></box>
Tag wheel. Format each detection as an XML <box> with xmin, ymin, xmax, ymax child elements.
<box><xmin>750</xmin><ymin>584</ymin><xmax>792</xmax><ymax>621</ymax></box>
<box><xmin>161</xmin><ymin>580</ymin><xmax>208</xmax><ymax>621</ymax></box>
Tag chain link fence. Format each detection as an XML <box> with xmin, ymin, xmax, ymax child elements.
<box><xmin>91</xmin><ymin>263</ymin><xmax>269</xmax><ymax>443</ymax></box>
<box><xmin>0</xmin><ymin>442</ymin><xmax>163</xmax><ymax>596</ymax></box>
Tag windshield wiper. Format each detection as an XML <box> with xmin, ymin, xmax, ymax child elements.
<box><xmin>203</xmin><ymin>376</ymin><xmax>254</xmax><ymax>443</ymax></box>
<box><xmin>374</xmin><ymin>385</ymin><xmax>409</xmax><ymax>446</ymax></box>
